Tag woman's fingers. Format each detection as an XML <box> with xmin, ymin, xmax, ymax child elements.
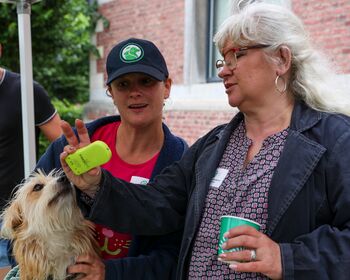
<box><xmin>75</xmin><ymin>119</ymin><xmax>91</xmax><ymax>145</ymax></box>
<box><xmin>218</xmin><ymin>226</ymin><xmax>282</xmax><ymax>279</ymax></box>
<box><xmin>222</xmin><ymin>232</ymin><xmax>257</xmax><ymax>250</ymax></box>
<box><xmin>59</xmin><ymin>121</ymin><xmax>102</xmax><ymax>195</ymax></box>
<box><xmin>225</xmin><ymin>225</ymin><xmax>260</xmax><ymax>238</ymax></box>
<box><xmin>60</xmin><ymin>145</ymin><xmax>76</xmax><ymax>172</ymax></box>
<box><xmin>218</xmin><ymin>248</ymin><xmax>257</xmax><ymax>263</ymax></box>
<box><xmin>67</xmin><ymin>254</ymin><xmax>105</xmax><ymax>280</ymax></box>
<box><xmin>61</xmin><ymin>120</ymin><xmax>79</xmax><ymax>146</ymax></box>
<box><xmin>219</xmin><ymin>227</ymin><xmax>260</xmax><ymax>264</ymax></box>
<box><xmin>60</xmin><ymin>119</ymin><xmax>91</xmax><ymax>148</ymax></box>
<box><xmin>229</xmin><ymin>242</ymin><xmax>281</xmax><ymax>279</ymax></box>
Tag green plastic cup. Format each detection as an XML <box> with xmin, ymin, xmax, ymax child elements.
<box><xmin>218</xmin><ymin>215</ymin><xmax>261</xmax><ymax>259</ymax></box>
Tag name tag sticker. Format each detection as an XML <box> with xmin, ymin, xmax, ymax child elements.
<box><xmin>210</xmin><ymin>168</ymin><xmax>229</xmax><ymax>188</ymax></box>
<box><xmin>130</xmin><ymin>176</ymin><xmax>150</xmax><ymax>185</ymax></box>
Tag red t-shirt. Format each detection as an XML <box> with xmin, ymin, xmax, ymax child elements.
<box><xmin>91</xmin><ymin>121</ymin><xmax>159</xmax><ymax>259</ymax></box>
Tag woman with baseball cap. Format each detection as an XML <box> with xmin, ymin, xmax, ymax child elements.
<box><xmin>36</xmin><ymin>38</ymin><xmax>188</xmax><ymax>279</ymax></box>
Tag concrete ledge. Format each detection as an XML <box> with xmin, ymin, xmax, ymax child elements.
<box><xmin>166</xmin><ymin>83</ymin><xmax>232</xmax><ymax>111</ymax></box>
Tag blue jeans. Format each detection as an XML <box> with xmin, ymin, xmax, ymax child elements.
<box><xmin>0</xmin><ymin>220</ymin><xmax>11</xmax><ymax>268</ymax></box>
<box><xmin>0</xmin><ymin>237</ymin><xmax>10</xmax><ymax>267</ymax></box>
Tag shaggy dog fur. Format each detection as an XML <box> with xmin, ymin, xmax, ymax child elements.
<box><xmin>0</xmin><ymin>170</ymin><xmax>99</xmax><ymax>280</ymax></box>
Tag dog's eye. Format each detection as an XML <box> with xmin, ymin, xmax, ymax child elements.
<box><xmin>33</xmin><ymin>184</ymin><xmax>44</xmax><ymax>192</ymax></box>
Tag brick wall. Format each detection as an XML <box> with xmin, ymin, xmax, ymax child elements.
<box><xmin>97</xmin><ymin>0</ymin><xmax>185</xmax><ymax>84</ymax></box>
<box><xmin>292</xmin><ymin>0</ymin><xmax>350</xmax><ymax>73</ymax></box>
<box><xmin>163</xmin><ymin>110</ymin><xmax>236</xmax><ymax>146</ymax></box>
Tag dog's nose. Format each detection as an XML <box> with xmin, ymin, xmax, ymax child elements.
<box><xmin>57</xmin><ymin>176</ymin><xmax>70</xmax><ymax>184</ymax></box>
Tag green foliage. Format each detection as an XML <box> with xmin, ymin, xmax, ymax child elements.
<box><xmin>0</xmin><ymin>0</ymin><xmax>102</xmax><ymax>103</ymax></box>
<box><xmin>52</xmin><ymin>98</ymin><xmax>84</xmax><ymax>125</ymax></box>
<box><xmin>0</xmin><ymin>0</ymin><xmax>108</xmax><ymax>157</ymax></box>
<box><xmin>38</xmin><ymin>98</ymin><xmax>84</xmax><ymax>157</ymax></box>
<box><xmin>0</xmin><ymin>1</ymin><xmax>108</xmax><ymax>156</ymax></box>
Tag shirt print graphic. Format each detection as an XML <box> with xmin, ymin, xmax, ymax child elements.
<box><xmin>95</xmin><ymin>223</ymin><xmax>132</xmax><ymax>259</ymax></box>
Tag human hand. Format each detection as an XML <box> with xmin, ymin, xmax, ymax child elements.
<box><xmin>60</xmin><ymin>119</ymin><xmax>102</xmax><ymax>196</ymax></box>
<box><xmin>67</xmin><ymin>253</ymin><xmax>105</xmax><ymax>280</ymax></box>
<box><xmin>218</xmin><ymin>225</ymin><xmax>282</xmax><ymax>280</ymax></box>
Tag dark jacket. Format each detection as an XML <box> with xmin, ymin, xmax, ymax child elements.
<box><xmin>36</xmin><ymin>115</ymin><xmax>188</xmax><ymax>280</ymax></box>
<box><xmin>88</xmin><ymin>102</ymin><xmax>350</xmax><ymax>279</ymax></box>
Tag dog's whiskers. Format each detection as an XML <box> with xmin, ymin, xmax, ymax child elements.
<box><xmin>47</xmin><ymin>186</ymin><xmax>72</xmax><ymax>207</ymax></box>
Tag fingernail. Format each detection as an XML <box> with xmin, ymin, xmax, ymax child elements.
<box><xmin>229</xmin><ymin>264</ymin><xmax>238</xmax><ymax>270</ymax></box>
<box><xmin>224</xmin><ymin>232</ymin><xmax>229</xmax><ymax>238</ymax></box>
<box><xmin>218</xmin><ymin>254</ymin><xmax>227</xmax><ymax>262</ymax></box>
<box><xmin>222</xmin><ymin>242</ymin><xmax>227</xmax><ymax>249</ymax></box>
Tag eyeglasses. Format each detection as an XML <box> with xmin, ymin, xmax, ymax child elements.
<box><xmin>215</xmin><ymin>44</ymin><xmax>270</xmax><ymax>72</ymax></box>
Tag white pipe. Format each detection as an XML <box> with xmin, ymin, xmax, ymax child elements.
<box><xmin>17</xmin><ymin>0</ymin><xmax>36</xmax><ymax>177</ymax></box>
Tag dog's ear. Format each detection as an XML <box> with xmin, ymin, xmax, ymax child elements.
<box><xmin>1</xmin><ymin>200</ymin><xmax>23</xmax><ymax>239</ymax></box>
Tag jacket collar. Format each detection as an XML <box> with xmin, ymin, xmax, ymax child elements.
<box><xmin>290</xmin><ymin>100</ymin><xmax>323</xmax><ymax>132</ymax></box>
<box><xmin>268</xmin><ymin>101</ymin><xmax>326</xmax><ymax>235</ymax></box>
<box><xmin>215</xmin><ymin>110</ymin><xmax>244</xmax><ymax>141</ymax></box>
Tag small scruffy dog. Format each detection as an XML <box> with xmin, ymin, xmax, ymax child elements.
<box><xmin>0</xmin><ymin>170</ymin><xmax>100</xmax><ymax>280</ymax></box>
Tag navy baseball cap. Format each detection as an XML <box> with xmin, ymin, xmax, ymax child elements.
<box><xmin>106</xmin><ymin>38</ymin><xmax>169</xmax><ymax>85</ymax></box>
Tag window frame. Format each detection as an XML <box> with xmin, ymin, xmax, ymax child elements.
<box><xmin>206</xmin><ymin>0</ymin><xmax>291</xmax><ymax>82</ymax></box>
<box><xmin>207</xmin><ymin>0</ymin><xmax>231</xmax><ymax>82</ymax></box>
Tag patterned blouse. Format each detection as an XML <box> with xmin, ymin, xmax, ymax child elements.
<box><xmin>188</xmin><ymin>120</ymin><xmax>289</xmax><ymax>279</ymax></box>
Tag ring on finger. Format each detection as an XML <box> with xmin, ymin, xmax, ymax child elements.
<box><xmin>250</xmin><ymin>249</ymin><xmax>257</xmax><ymax>262</ymax></box>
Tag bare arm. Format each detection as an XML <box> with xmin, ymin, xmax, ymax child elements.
<box><xmin>39</xmin><ymin>113</ymin><xmax>62</xmax><ymax>142</ymax></box>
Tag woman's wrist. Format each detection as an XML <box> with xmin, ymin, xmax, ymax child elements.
<box><xmin>79</xmin><ymin>186</ymin><xmax>99</xmax><ymax>206</ymax></box>
<box><xmin>82</xmin><ymin>168</ymin><xmax>103</xmax><ymax>198</ymax></box>
<box><xmin>84</xmin><ymin>184</ymin><xmax>100</xmax><ymax>198</ymax></box>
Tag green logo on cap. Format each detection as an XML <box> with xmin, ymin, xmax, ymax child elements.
<box><xmin>120</xmin><ymin>43</ymin><xmax>144</xmax><ymax>63</ymax></box>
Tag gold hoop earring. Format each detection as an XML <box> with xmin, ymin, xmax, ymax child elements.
<box><xmin>105</xmin><ymin>89</ymin><xmax>112</xmax><ymax>97</ymax></box>
<box><xmin>275</xmin><ymin>75</ymin><xmax>287</xmax><ymax>94</ymax></box>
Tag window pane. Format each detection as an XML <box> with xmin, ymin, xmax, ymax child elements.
<box><xmin>208</xmin><ymin>0</ymin><xmax>231</xmax><ymax>81</ymax></box>
<box><xmin>207</xmin><ymin>0</ymin><xmax>290</xmax><ymax>81</ymax></box>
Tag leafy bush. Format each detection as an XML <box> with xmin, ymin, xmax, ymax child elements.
<box><xmin>52</xmin><ymin>98</ymin><xmax>84</xmax><ymax>125</ymax></box>
<box><xmin>0</xmin><ymin>0</ymin><xmax>108</xmax><ymax>158</ymax></box>
<box><xmin>0</xmin><ymin>0</ymin><xmax>102</xmax><ymax>103</ymax></box>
